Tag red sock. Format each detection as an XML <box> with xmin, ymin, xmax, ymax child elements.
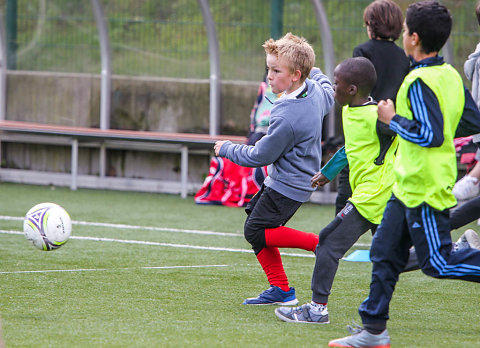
<box><xmin>256</xmin><ymin>247</ymin><xmax>290</xmax><ymax>292</ymax></box>
<box><xmin>265</xmin><ymin>226</ymin><xmax>318</xmax><ymax>252</ymax></box>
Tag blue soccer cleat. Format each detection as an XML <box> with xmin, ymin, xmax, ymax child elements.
<box><xmin>242</xmin><ymin>286</ymin><xmax>298</xmax><ymax>305</ymax></box>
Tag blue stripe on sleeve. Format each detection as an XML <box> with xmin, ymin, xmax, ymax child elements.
<box><xmin>390</xmin><ymin>78</ymin><xmax>444</xmax><ymax>147</ymax></box>
<box><xmin>411</xmin><ymin>81</ymin><xmax>433</xmax><ymax>145</ymax></box>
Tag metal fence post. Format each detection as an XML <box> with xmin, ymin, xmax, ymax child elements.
<box><xmin>0</xmin><ymin>11</ymin><xmax>7</xmax><ymax>121</ymax></box>
<box><xmin>443</xmin><ymin>38</ymin><xmax>454</xmax><ymax>65</ymax></box>
<box><xmin>271</xmin><ymin>0</ymin><xmax>284</xmax><ymax>40</ymax></box>
<box><xmin>5</xmin><ymin>0</ymin><xmax>17</xmax><ymax>70</ymax></box>
<box><xmin>198</xmin><ymin>0</ymin><xmax>221</xmax><ymax>136</ymax></box>
<box><xmin>91</xmin><ymin>0</ymin><xmax>111</xmax><ymax>131</ymax></box>
<box><xmin>310</xmin><ymin>0</ymin><xmax>335</xmax><ymax>139</ymax></box>
<box><xmin>91</xmin><ymin>0</ymin><xmax>111</xmax><ymax>179</ymax></box>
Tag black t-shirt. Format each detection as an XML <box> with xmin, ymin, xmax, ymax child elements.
<box><xmin>353</xmin><ymin>39</ymin><xmax>410</xmax><ymax>102</ymax></box>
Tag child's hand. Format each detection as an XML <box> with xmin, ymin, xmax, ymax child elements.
<box><xmin>311</xmin><ymin>172</ymin><xmax>330</xmax><ymax>188</ymax></box>
<box><xmin>377</xmin><ymin>99</ymin><xmax>396</xmax><ymax>125</ymax></box>
<box><xmin>214</xmin><ymin>140</ymin><xmax>228</xmax><ymax>156</ymax></box>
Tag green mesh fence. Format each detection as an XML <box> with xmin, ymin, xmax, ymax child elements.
<box><xmin>3</xmin><ymin>0</ymin><xmax>480</xmax><ymax>83</ymax></box>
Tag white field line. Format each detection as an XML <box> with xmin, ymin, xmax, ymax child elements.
<box><xmin>0</xmin><ymin>216</ymin><xmax>241</xmax><ymax>237</ymax></box>
<box><xmin>0</xmin><ymin>215</ymin><xmax>371</xmax><ymax>248</ymax></box>
<box><xmin>0</xmin><ymin>264</ymin><xmax>229</xmax><ymax>275</ymax></box>
<box><xmin>0</xmin><ymin>230</ymin><xmax>316</xmax><ymax>258</ymax></box>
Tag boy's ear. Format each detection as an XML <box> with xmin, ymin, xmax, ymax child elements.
<box><xmin>410</xmin><ymin>32</ymin><xmax>420</xmax><ymax>47</ymax></box>
<box><xmin>292</xmin><ymin>69</ymin><xmax>302</xmax><ymax>82</ymax></box>
<box><xmin>348</xmin><ymin>84</ymin><xmax>357</xmax><ymax>96</ymax></box>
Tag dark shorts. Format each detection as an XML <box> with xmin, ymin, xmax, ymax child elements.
<box><xmin>244</xmin><ymin>184</ymin><xmax>302</xmax><ymax>254</ymax></box>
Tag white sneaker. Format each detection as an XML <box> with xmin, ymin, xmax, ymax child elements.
<box><xmin>464</xmin><ymin>229</ymin><xmax>480</xmax><ymax>249</ymax></box>
<box><xmin>452</xmin><ymin>175</ymin><xmax>480</xmax><ymax>201</ymax></box>
<box><xmin>455</xmin><ymin>229</ymin><xmax>480</xmax><ymax>250</ymax></box>
<box><xmin>328</xmin><ymin>325</ymin><xmax>390</xmax><ymax>347</ymax></box>
<box><xmin>275</xmin><ymin>302</ymin><xmax>329</xmax><ymax>324</ymax></box>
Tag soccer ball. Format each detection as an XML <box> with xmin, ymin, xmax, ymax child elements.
<box><xmin>23</xmin><ymin>202</ymin><xmax>72</xmax><ymax>251</ymax></box>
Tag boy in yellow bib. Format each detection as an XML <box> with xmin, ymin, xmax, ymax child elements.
<box><xmin>329</xmin><ymin>2</ymin><xmax>480</xmax><ymax>347</ymax></box>
<box><xmin>275</xmin><ymin>56</ymin><xmax>397</xmax><ymax>324</ymax></box>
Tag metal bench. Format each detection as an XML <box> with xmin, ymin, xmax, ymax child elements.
<box><xmin>0</xmin><ymin>120</ymin><xmax>246</xmax><ymax>198</ymax></box>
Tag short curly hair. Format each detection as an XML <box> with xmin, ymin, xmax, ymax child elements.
<box><xmin>263</xmin><ymin>32</ymin><xmax>315</xmax><ymax>83</ymax></box>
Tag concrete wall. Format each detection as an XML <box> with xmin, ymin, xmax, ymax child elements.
<box><xmin>6</xmin><ymin>71</ymin><xmax>258</xmax><ymax>133</ymax></box>
<box><xmin>2</xmin><ymin>71</ymin><xmax>259</xmax><ymax>188</ymax></box>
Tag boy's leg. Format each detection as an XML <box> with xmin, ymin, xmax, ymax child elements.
<box><xmin>244</xmin><ymin>186</ymin><xmax>302</xmax><ymax>255</ymax></box>
<box><xmin>275</xmin><ymin>202</ymin><xmax>374</xmax><ymax>324</ymax></box>
<box><xmin>243</xmin><ymin>185</ymin><xmax>302</xmax><ymax>304</ymax></box>
<box><xmin>450</xmin><ymin>195</ymin><xmax>480</xmax><ymax>229</ymax></box>
<box><xmin>265</xmin><ymin>226</ymin><xmax>318</xmax><ymax>252</ymax></box>
<box><xmin>409</xmin><ymin>203</ymin><xmax>480</xmax><ymax>282</ymax></box>
<box><xmin>403</xmin><ymin>196</ymin><xmax>480</xmax><ymax>272</ymax></box>
<box><xmin>359</xmin><ymin>196</ymin><xmax>411</xmax><ymax>331</ymax></box>
<box><xmin>311</xmin><ymin>202</ymin><xmax>374</xmax><ymax>303</ymax></box>
<box><xmin>256</xmin><ymin>247</ymin><xmax>290</xmax><ymax>292</ymax></box>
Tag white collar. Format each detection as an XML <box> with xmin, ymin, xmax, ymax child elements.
<box><xmin>280</xmin><ymin>82</ymin><xmax>307</xmax><ymax>100</ymax></box>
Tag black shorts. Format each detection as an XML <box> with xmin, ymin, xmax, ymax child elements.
<box><xmin>244</xmin><ymin>184</ymin><xmax>302</xmax><ymax>253</ymax></box>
